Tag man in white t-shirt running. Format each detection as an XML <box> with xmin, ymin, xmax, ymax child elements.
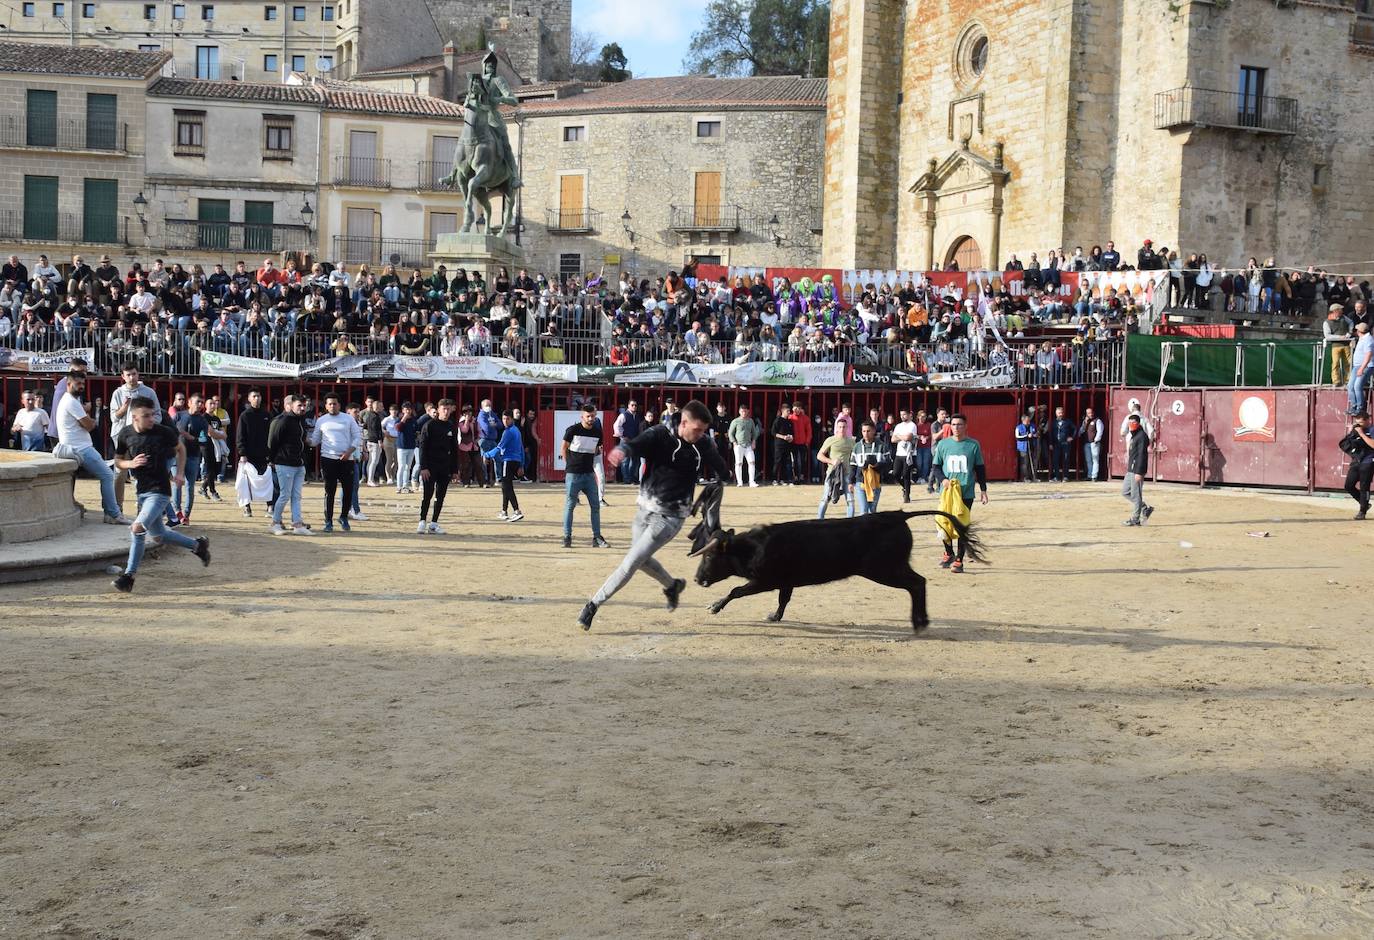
<box><xmin>54</xmin><ymin>371</ymin><xmax>127</xmax><ymax>523</ymax></box>
<box><xmin>891</xmin><ymin>408</ymin><xmax>918</xmax><ymax>503</ymax></box>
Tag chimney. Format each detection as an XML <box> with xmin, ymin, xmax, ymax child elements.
<box><xmin>444</xmin><ymin>42</ymin><xmax>459</xmax><ymax>101</ymax></box>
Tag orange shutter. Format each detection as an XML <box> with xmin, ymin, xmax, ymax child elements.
<box><xmin>694</xmin><ymin>172</ymin><xmax>721</xmax><ymax>226</ymax></box>
<box><xmin>559</xmin><ymin>174</ymin><xmax>584</xmax><ymax>229</ymax></box>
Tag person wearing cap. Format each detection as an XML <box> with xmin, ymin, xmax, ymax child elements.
<box><xmin>1137</xmin><ymin>239</ymin><xmax>1160</xmax><ymax>271</ymax></box>
<box><xmin>1349</xmin><ymin>322</ymin><xmax>1374</xmax><ymax>415</ymax></box>
<box><xmin>1121</xmin><ymin>413</ymin><xmax>1154</xmax><ymax>526</ymax></box>
<box><xmin>1326</xmin><ymin>303</ymin><xmax>1355</xmax><ymax>385</ymax></box>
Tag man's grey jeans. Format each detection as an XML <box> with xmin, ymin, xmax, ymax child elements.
<box><xmin>1122</xmin><ymin>473</ymin><xmax>1146</xmax><ymax>521</ymax></box>
<box><xmin>591</xmin><ymin>506</ymin><xmax>685</xmax><ymax>606</ymax></box>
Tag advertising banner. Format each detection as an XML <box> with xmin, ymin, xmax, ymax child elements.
<box><xmin>392</xmin><ymin>355</ymin><xmax>579</xmax><ymax>384</ymax></box>
<box><xmin>198</xmin><ymin>350</ymin><xmax>303</xmax><ymax>378</ymax></box>
<box><xmin>663</xmin><ymin>359</ymin><xmax>845</xmax><ymax>387</ymax></box>
<box><xmin>925</xmin><ymin>363</ymin><xmax>1014</xmax><ymax>389</ymax></box>
<box><xmin>847</xmin><ymin>365</ymin><xmax>930</xmax><ymax>388</ymax></box>
<box><xmin>0</xmin><ymin>347</ymin><xmax>96</xmax><ymax>373</ymax></box>
<box><xmin>577</xmin><ymin>364</ymin><xmax>668</xmax><ymax>384</ymax></box>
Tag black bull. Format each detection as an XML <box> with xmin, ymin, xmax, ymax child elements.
<box><xmin>685</xmin><ymin>486</ymin><xmax>987</xmax><ymax>632</ymax></box>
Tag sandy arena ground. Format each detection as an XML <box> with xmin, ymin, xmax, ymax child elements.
<box><xmin>1</xmin><ymin>475</ymin><xmax>1372</xmax><ymax>939</ymax></box>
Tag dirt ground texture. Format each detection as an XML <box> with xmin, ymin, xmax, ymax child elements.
<box><xmin>1</xmin><ymin>476</ymin><xmax>1372</xmax><ymax>939</ymax></box>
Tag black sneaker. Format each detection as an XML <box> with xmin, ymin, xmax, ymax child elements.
<box><xmin>112</xmin><ymin>573</ymin><xmax>135</xmax><ymax>593</ymax></box>
<box><xmin>562</xmin><ymin>535</ymin><xmax>572</xmax><ymax>548</ymax></box>
<box><xmin>664</xmin><ymin>577</ymin><xmax>686</xmax><ymax>612</ymax></box>
<box><xmin>592</xmin><ymin>536</ymin><xmax>610</xmax><ymax>548</ymax></box>
<box><xmin>242</xmin><ymin>505</ymin><xmax>253</xmax><ymax>518</ymax></box>
<box><xmin>577</xmin><ymin>601</ymin><xmax>598</xmax><ymax>631</ymax></box>
<box><xmin>1141</xmin><ymin>505</ymin><xmax>1154</xmax><ymax>523</ymax></box>
<box><xmin>1356</xmin><ymin>507</ymin><xmax>1368</xmax><ymax>520</ymax></box>
<box><xmin>193</xmin><ymin>537</ymin><xmax>211</xmax><ymax>567</ymax></box>
<box><xmin>939</xmin><ymin>551</ymin><xmax>953</xmax><ymax>569</ymax></box>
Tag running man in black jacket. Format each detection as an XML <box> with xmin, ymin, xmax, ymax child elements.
<box><xmin>1121</xmin><ymin>413</ymin><xmax>1154</xmax><ymax>526</ymax></box>
<box><xmin>578</xmin><ymin>399</ymin><xmax>728</xmax><ymax>630</ymax></box>
<box><xmin>416</xmin><ymin>398</ymin><xmax>459</xmax><ymax>535</ymax></box>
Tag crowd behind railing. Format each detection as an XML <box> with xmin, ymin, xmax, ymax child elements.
<box><xmin>1</xmin><ymin>248</ymin><xmax>1138</xmax><ymax>385</ymax></box>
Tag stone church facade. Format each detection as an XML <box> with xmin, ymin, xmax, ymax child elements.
<box><xmin>824</xmin><ymin>0</ymin><xmax>1374</xmax><ymax>273</ymax></box>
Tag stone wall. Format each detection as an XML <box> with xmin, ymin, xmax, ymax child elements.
<box><xmin>423</xmin><ymin>0</ymin><xmax>571</xmax><ymax>81</ymax></box>
<box><xmin>517</xmin><ymin>105</ymin><xmax>825</xmax><ymax>278</ymax></box>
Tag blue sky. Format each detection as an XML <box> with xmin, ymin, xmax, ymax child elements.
<box><xmin>572</xmin><ymin>0</ymin><xmax>711</xmax><ymax>78</ymax></box>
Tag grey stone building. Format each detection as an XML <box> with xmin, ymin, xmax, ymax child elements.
<box><xmin>513</xmin><ymin>76</ymin><xmax>826</xmax><ymax>280</ymax></box>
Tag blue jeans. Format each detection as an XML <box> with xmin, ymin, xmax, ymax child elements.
<box><xmin>272</xmin><ymin>464</ymin><xmax>306</xmax><ymax>526</ymax></box>
<box><xmin>396</xmin><ymin>448</ymin><xmax>417</xmax><ymax>490</ymax></box>
<box><xmin>915</xmin><ymin>447</ymin><xmax>932</xmax><ymax>482</ymax></box>
<box><xmin>21</xmin><ymin>431</ymin><xmax>47</xmax><ymax>451</ymax></box>
<box><xmin>564</xmin><ymin>472</ymin><xmax>602</xmax><ymax>539</ymax></box>
<box><xmin>58</xmin><ymin>442</ymin><xmax>120</xmax><ymax>519</ymax></box>
<box><xmin>351</xmin><ymin>461</ymin><xmax>361</xmax><ymax>513</ymax></box>
<box><xmin>1348</xmin><ymin>366</ymin><xmax>1372</xmax><ymax>414</ymax></box>
<box><xmin>172</xmin><ymin>452</ymin><xmax>201</xmax><ymax>517</ymax></box>
<box><xmin>816</xmin><ymin>488</ymin><xmax>855</xmax><ymax>519</ymax></box>
<box><xmin>855</xmin><ymin>485</ymin><xmax>881</xmax><ymax>515</ymax></box>
<box><xmin>125</xmin><ymin>492</ymin><xmax>198</xmax><ymax>575</ymax></box>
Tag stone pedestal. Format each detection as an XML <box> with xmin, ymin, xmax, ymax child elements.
<box><xmin>430</xmin><ymin>232</ymin><xmax>525</xmax><ymax>288</ymax></box>
<box><xmin>0</xmin><ymin>451</ymin><xmax>82</xmax><ymax>544</ymax></box>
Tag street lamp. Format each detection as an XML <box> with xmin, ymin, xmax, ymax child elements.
<box><xmin>768</xmin><ymin>212</ymin><xmax>784</xmax><ymax>248</ymax></box>
<box><xmin>132</xmin><ymin>191</ymin><xmax>148</xmax><ymax>229</ymax></box>
<box><xmin>621</xmin><ymin>208</ymin><xmax>635</xmax><ymax>245</ymax></box>
<box><xmin>300</xmin><ymin>198</ymin><xmax>314</xmax><ymax>231</ymax></box>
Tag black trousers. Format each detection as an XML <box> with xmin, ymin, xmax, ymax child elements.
<box><xmin>1346</xmin><ymin>457</ymin><xmax>1374</xmax><ymax>509</ymax></box>
<box><xmin>421</xmin><ymin>472</ymin><xmax>451</xmax><ymax>522</ymax></box>
<box><xmin>501</xmin><ymin>460</ymin><xmax>521</xmax><ymax>513</ymax></box>
<box><xmin>199</xmin><ymin>446</ymin><xmax>219</xmax><ymax>493</ymax></box>
<box><xmin>772</xmin><ymin>444</ymin><xmax>793</xmax><ymax>483</ymax></box>
<box><xmin>893</xmin><ymin>455</ymin><xmax>913</xmax><ymax>500</ymax></box>
<box><xmin>321</xmin><ymin>456</ymin><xmax>355</xmax><ymax>523</ymax></box>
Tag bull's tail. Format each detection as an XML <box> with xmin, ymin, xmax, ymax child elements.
<box><xmin>899</xmin><ymin>510</ymin><xmax>989</xmax><ymax>565</ymax></box>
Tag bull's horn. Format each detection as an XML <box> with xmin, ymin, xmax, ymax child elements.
<box><xmin>687</xmin><ymin>533</ymin><xmax>722</xmax><ymax>557</ymax></box>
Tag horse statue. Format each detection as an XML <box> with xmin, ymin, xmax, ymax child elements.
<box><xmin>442</xmin><ymin>73</ymin><xmax>517</xmax><ymax>238</ymax></box>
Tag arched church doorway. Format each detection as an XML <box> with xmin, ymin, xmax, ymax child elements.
<box><xmin>945</xmin><ymin>235</ymin><xmax>982</xmax><ymax>271</ymax></box>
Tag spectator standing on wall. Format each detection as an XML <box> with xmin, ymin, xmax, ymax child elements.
<box><xmin>1326</xmin><ymin>304</ymin><xmax>1354</xmax><ymax>386</ymax></box>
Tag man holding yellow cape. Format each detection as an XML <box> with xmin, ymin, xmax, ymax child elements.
<box><xmin>932</xmin><ymin>413</ymin><xmax>989</xmax><ymax>574</ymax></box>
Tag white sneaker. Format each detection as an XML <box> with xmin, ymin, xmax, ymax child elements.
<box><xmin>367</xmin><ymin>481</ymin><xmax>378</xmax><ymax>488</ymax></box>
<box><xmin>508</xmin><ymin>511</ymin><xmax>525</xmax><ymax>522</ymax></box>
<box><xmin>428</xmin><ymin>522</ymin><xmax>444</xmax><ymax>534</ymax></box>
<box><xmin>497</xmin><ymin>511</ymin><xmax>508</xmax><ymax>520</ymax></box>
<box><xmin>292</xmin><ymin>525</ymin><xmax>314</xmax><ymax>536</ymax></box>
<box><xmin>749</xmin><ymin>482</ymin><xmax>760</xmax><ymax>488</ymax></box>
<box><xmin>270</xmin><ymin>524</ymin><xmax>289</xmax><ymax>535</ymax></box>
<box><xmin>350</xmin><ymin>510</ymin><xmax>369</xmax><ymax>521</ymax></box>
<box><xmin>736</xmin><ymin>482</ymin><xmax>744</xmax><ymax>487</ymax></box>
<box><xmin>416</xmin><ymin>520</ymin><xmax>428</xmax><ymax>534</ymax></box>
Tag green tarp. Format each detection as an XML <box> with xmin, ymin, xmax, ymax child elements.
<box><xmin>1126</xmin><ymin>334</ymin><xmax>1325</xmax><ymax>387</ymax></box>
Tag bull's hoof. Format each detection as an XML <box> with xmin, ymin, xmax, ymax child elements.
<box><xmin>912</xmin><ymin>618</ymin><xmax>930</xmax><ymax>634</ymax></box>
<box><xmin>709</xmin><ymin>600</ymin><xmax>726</xmax><ymax>615</ymax></box>
<box><xmin>766</xmin><ymin>612</ymin><xmax>783</xmax><ymax>623</ymax></box>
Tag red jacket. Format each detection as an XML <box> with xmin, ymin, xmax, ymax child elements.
<box><xmin>789</xmin><ymin>411</ymin><xmax>812</xmax><ymax>446</ymax></box>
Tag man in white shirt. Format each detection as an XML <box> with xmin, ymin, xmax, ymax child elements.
<box><xmin>108</xmin><ymin>363</ymin><xmax>163</xmax><ymax>510</ymax></box>
<box><xmin>308</xmin><ymin>393</ymin><xmax>362</xmax><ymax>533</ymax></box>
<box><xmin>890</xmin><ymin>408</ymin><xmax>918</xmax><ymax>503</ymax></box>
<box><xmin>33</xmin><ymin>254</ymin><xmax>61</xmax><ymax>290</ymax></box>
<box><xmin>381</xmin><ymin>403</ymin><xmax>399</xmax><ymax>485</ymax></box>
<box><xmin>10</xmin><ymin>389</ymin><xmax>50</xmax><ymax>451</ymax></box>
<box><xmin>328</xmin><ymin>263</ymin><xmax>352</xmax><ymax>290</ymax></box>
<box><xmin>54</xmin><ymin>371</ymin><xmax>126</xmax><ymax>523</ymax></box>
<box><xmin>127</xmin><ymin>282</ymin><xmax>157</xmax><ymax>319</ymax></box>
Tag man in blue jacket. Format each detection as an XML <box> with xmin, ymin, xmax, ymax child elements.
<box><xmin>483</xmin><ymin>410</ymin><xmax>525</xmax><ymax>522</ymax></box>
<box><xmin>477</xmin><ymin>397</ymin><xmax>502</xmax><ymax>487</ymax></box>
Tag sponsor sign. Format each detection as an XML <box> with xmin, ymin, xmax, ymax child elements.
<box><xmin>663</xmin><ymin>359</ymin><xmax>845</xmax><ymax>387</ymax></box>
<box><xmin>0</xmin><ymin>347</ymin><xmax>96</xmax><ymax>373</ymax></box>
<box><xmin>847</xmin><ymin>366</ymin><xmax>930</xmax><ymax>387</ymax></box>
<box><xmin>577</xmin><ymin>365</ymin><xmax>668</xmax><ymax>384</ymax></box>
<box><xmin>392</xmin><ymin>355</ymin><xmax>578</xmax><ymax>384</ymax></box>
<box><xmin>1233</xmin><ymin>390</ymin><xmax>1275</xmax><ymax>442</ymax></box>
<box><xmin>199</xmin><ymin>350</ymin><xmax>305</xmax><ymax>378</ymax></box>
<box><xmin>924</xmin><ymin>363</ymin><xmax>1014</xmax><ymax>389</ymax></box>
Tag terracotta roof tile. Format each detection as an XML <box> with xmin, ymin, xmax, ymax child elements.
<box><xmin>516</xmin><ymin>76</ymin><xmax>826</xmax><ymax>115</ymax></box>
<box><xmin>354</xmin><ymin>54</ymin><xmax>445</xmax><ymax>78</ymax></box>
<box><xmin>315</xmin><ymin>77</ymin><xmax>466</xmax><ymax>118</ymax></box>
<box><xmin>149</xmin><ymin>77</ymin><xmax>324</xmax><ymax>104</ymax></box>
<box><xmin>0</xmin><ymin>40</ymin><xmax>169</xmax><ymax>80</ymax></box>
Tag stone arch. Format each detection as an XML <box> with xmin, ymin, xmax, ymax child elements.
<box><xmin>946</xmin><ymin>235</ymin><xmax>982</xmax><ymax>271</ymax></box>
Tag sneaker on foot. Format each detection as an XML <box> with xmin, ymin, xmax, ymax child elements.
<box><xmin>416</xmin><ymin>520</ymin><xmax>428</xmax><ymax>534</ymax></box>
<box><xmin>210</xmin><ymin>492</ymin><xmax>223</xmax><ymax>502</ymax></box>
<box><xmin>592</xmin><ymin>536</ymin><xmax>610</xmax><ymax>548</ymax></box>
<box><xmin>270</xmin><ymin>523</ymin><xmax>289</xmax><ymax>535</ymax></box>
<box><xmin>323</xmin><ymin>522</ymin><xmax>334</xmax><ymax>533</ymax></box>
<box><xmin>562</xmin><ymin>535</ymin><xmax>573</xmax><ymax>548</ymax></box>
<box><xmin>951</xmin><ymin>558</ymin><xmax>964</xmax><ymax>574</ymax></box>
<box><xmin>242</xmin><ymin>505</ymin><xmax>253</xmax><ymax>518</ymax></box>
<box><xmin>577</xmin><ymin>601</ymin><xmax>598</xmax><ymax>631</ymax></box>
<box><xmin>351</xmin><ymin>510</ymin><xmax>369</xmax><ymax>521</ymax></box>
<box><xmin>338</xmin><ymin>516</ymin><xmax>350</xmax><ymax>532</ymax></box>
<box><xmin>1141</xmin><ymin>505</ymin><xmax>1154</xmax><ymax>523</ymax></box>
<box><xmin>749</xmin><ymin>481</ymin><xmax>760</xmax><ymax>488</ymax></box>
<box><xmin>103</xmin><ymin>513</ymin><xmax>132</xmax><ymax>525</ymax></box>
<box><xmin>664</xmin><ymin>577</ymin><xmax>686</xmax><ymax>612</ymax></box>
<box><xmin>939</xmin><ymin>551</ymin><xmax>953</xmax><ymax>569</ymax></box>
<box><xmin>193</xmin><ymin>537</ymin><xmax>211</xmax><ymax>567</ymax></box>
<box><xmin>1356</xmin><ymin>509</ymin><xmax>1367</xmax><ymax>520</ymax></box>
<box><xmin>177</xmin><ymin>511</ymin><xmax>189</xmax><ymax>526</ymax></box>
<box><xmin>497</xmin><ymin>511</ymin><xmax>508</xmax><ymax>520</ymax></box>
<box><xmin>292</xmin><ymin>525</ymin><xmax>314</xmax><ymax>536</ymax></box>
<box><xmin>1122</xmin><ymin>518</ymin><xmax>1141</xmax><ymax>526</ymax></box>
<box><xmin>112</xmin><ymin>573</ymin><xmax>135</xmax><ymax>593</ymax></box>
<box><xmin>429</xmin><ymin>522</ymin><xmax>444</xmax><ymax>534</ymax></box>
<box><xmin>508</xmin><ymin>511</ymin><xmax>525</xmax><ymax>522</ymax></box>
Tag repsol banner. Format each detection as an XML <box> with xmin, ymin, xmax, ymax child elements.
<box><xmin>0</xmin><ymin>347</ymin><xmax>97</xmax><ymax>373</ymax></box>
<box><xmin>847</xmin><ymin>366</ymin><xmax>930</xmax><ymax>388</ymax></box>
<box><xmin>663</xmin><ymin>359</ymin><xmax>845</xmax><ymax>387</ymax></box>
<box><xmin>926</xmin><ymin>363</ymin><xmax>1014</xmax><ymax>389</ymax></box>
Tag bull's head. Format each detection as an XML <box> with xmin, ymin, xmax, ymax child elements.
<box><xmin>692</xmin><ymin>527</ymin><xmax>741</xmax><ymax>587</ymax></box>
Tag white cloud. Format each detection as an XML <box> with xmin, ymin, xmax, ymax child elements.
<box><xmin>573</xmin><ymin>0</ymin><xmax>710</xmax><ymax>76</ymax></box>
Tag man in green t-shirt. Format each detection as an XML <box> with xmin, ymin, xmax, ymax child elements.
<box><xmin>815</xmin><ymin>431</ymin><xmax>856</xmax><ymax>519</ymax></box>
<box><xmin>931</xmin><ymin>412</ymin><xmax>988</xmax><ymax>573</ymax></box>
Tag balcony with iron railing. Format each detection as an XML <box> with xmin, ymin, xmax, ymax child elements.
<box><xmin>332</xmin><ymin>155</ymin><xmax>392</xmax><ymax>188</ymax></box>
<box><xmin>0</xmin><ymin>208</ymin><xmax>129</xmax><ymax>245</ymax></box>
<box><xmin>416</xmin><ymin>160</ymin><xmax>456</xmax><ymax>192</ymax></box>
<box><xmin>669</xmin><ymin>204</ymin><xmax>741</xmax><ymax>232</ymax></box>
<box><xmin>1153</xmin><ymin>86</ymin><xmax>1298</xmax><ymax>135</ymax></box>
<box><xmin>545</xmin><ymin>207</ymin><xmax>602</xmax><ymax>234</ymax></box>
<box><xmin>164</xmin><ymin>218</ymin><xmax>314</xmax><ymax>254</ymax></box>
<box><xmin>332</xmin><ymin>235</ymin><xmax>433</xmax><ymax>268</ymax></box>
<box><xmin>0</xmin><ymin>116</ymin><xmax>129</xmax><ymax>153</ymax></box>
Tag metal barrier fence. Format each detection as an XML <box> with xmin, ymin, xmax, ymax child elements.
<box><xmin>7</xmin><ymin>326</ymin><xmax>1124</xmax><ymax>386</ymax></box>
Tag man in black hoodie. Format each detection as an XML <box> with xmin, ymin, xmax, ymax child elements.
<box><xmin>578</xmin><ymin>399</ymin><xmax>728</xmax><ymax>631</ymax></box>
<box><xmin>267</xmin><ymin>395</ymin><xmax>313</xmax><ymax>535</ymax></box>
<box><xmin>236</xmin><ymin>388</ymin><xmax>274</xmax><ymax>517</ymax></box>
<box><xmin>416</xmin><ymin>398</ymin><xmax>459</xmax><ymax>535</ymax></box>
<box><xmin>1121</xmin><ymin>413</ymin><xmax>1154</xmax><ymax>526</ymax></box>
